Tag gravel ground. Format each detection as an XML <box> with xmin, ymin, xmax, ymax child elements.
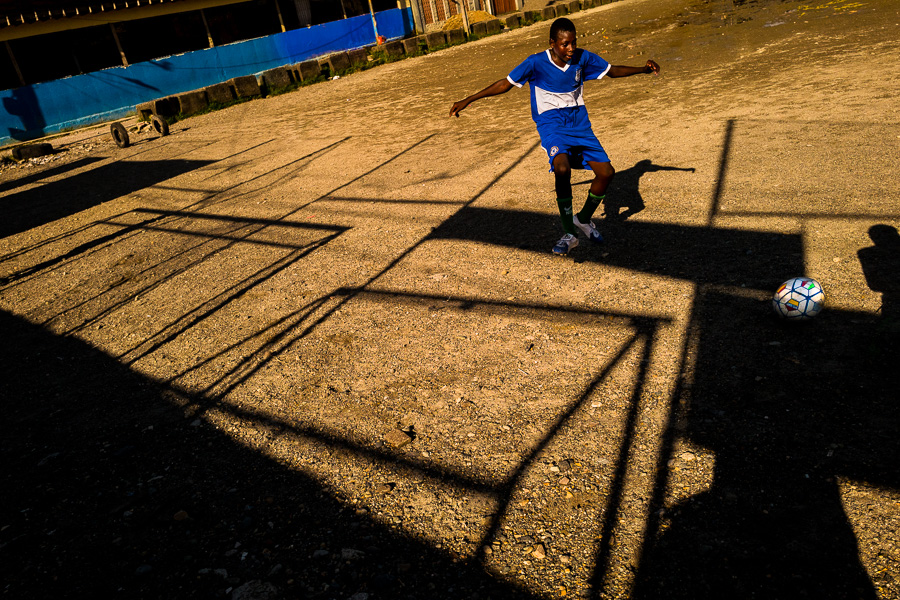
<box><xmin>2</xmin><ymin>0</ymin><xmax>899</xmax><ymax>598</ymax></box>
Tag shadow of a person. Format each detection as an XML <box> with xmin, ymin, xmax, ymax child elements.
<box><xmin>858</xmin><ymin>224</ymin><xmax>900</xmax><ymax>327</ymax></box>
<box><xmin>574</xmin><ymin>159</ymin><xmax>695</xmax><ymax>221</ymax></box>
<box><xmin>2</xmin><ymin>85</ymin><xmax>45</xmax><ymax>141</ymax></box>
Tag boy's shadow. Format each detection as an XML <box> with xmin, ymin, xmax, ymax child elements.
<box><xmin>576</xmin><ymin>159</ymin><xmax>695</xmax><ymax>220</ymax></box>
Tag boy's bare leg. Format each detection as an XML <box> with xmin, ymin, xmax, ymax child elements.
<box><xmin>587</xmin><ymin>160</ymin><xmax>615</xmax><ymax>197</ymax></box>
<box><xmin>553</xmin><ymin>153</ymin><xmax>573</xmax><ymax>199</ymax></box>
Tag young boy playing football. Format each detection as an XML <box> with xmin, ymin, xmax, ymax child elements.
<box><xmin>449</xmin><ymin>17</ymin><xmax>660</xmax><ymax>255</ymax></box>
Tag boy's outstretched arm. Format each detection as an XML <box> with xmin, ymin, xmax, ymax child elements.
<box><xmin>450</xmin><ymin>78</ymin><xmax>514</xmax><ymax>117</ymax></box>
<box><xmin>607</xmin><ymin>60</ymin><xmax>660</xmax><ymax>78</ymax></box>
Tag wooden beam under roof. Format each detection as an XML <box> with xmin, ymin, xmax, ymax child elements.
<box><xmin>0</xmin><ymin>0</ymin><xmax>252</xmax><ymax>40</ymax></box>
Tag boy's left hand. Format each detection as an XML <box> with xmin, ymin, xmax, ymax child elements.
<box><xmin>646</xmin><ymin>60</ymin><xmax>660</xmax><ymax>75</ymax></box>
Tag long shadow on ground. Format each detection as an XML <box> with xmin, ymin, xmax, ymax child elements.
<box><xmin>0</xmin><ymin>310</ymin><xmax>539</xmax><ymax>599</ymax></box>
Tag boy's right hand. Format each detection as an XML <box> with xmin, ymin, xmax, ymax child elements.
<box><xmin>449</xmin><ymin>100</ymin><xmax>468</xmax><ymax>117</ymax></box>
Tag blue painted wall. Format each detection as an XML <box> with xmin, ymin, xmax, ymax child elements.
<box><xmin>0</xmin><ymin>7</ymin><xmax>413</xmax><ymax>147</ymax></box>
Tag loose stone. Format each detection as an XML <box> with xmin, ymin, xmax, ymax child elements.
<box><xmin>384</xmin><ymin>429</ymin><xmax>413</xmax><ymax>448</ymax></box>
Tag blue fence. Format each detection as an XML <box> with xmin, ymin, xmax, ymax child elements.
<box><xmin>0</xmin><ymin>7</ymin><xmax>413</xmax><ymax>147</ymax></box>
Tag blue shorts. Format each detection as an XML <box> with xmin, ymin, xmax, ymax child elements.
<box><xmin>539</xmin><ymin>128</ymin><xmax>610</xmax><ymax>172</ymax></box>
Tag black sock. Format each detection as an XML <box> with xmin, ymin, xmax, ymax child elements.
<box><xmin>578</xmin><ymin>192</ymin><xmax>605</xmax><ymax>222</ymax></box>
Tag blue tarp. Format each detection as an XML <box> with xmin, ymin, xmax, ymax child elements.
<box><xmin>0</xmin><ymin>7</ymin><xmax>413</xmax><ymax>146</ymax></box>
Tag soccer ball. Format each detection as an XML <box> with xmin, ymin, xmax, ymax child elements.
<box><xmin>772</xmin><ymin>277</ymin><xmax>825</xmax><ymax>320</ymax></box>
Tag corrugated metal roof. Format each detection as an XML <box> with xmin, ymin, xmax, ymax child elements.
<box><xmin>0</xmin><ymin>0</ymin><xmax>186</xmax><ymax>27</ymax></box>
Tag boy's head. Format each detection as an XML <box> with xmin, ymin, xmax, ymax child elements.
<box><xmin>549</xmin><ymin>18</ymin><xmax>577</xmax><ymax>64</ymax></box>
<box><xmin>549</xmin><ymin>17</ymin><xmax>576</xmax><ymax>42</ymax></box>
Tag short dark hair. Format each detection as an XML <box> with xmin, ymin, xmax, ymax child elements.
<box><xmin>550</xmin><ymin>17</ymin><xmax>576</xmax><ymax>40</ymax></box>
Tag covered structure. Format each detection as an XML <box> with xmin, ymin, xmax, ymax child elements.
<box><xmin>0</xmin><ymin>0</ymin><xmax>400</xmax><ymax>90</ymax></box>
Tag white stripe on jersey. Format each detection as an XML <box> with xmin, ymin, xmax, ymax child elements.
<box><xmin>533</xmin><ymin>84</ymin><xmax>584</xmax><ymax>115</ymax></box>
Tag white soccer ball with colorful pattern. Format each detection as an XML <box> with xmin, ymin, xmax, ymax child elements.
<box><xmin>772</xmin><ymin>277</ymin><xmax>825</xmax><ymax>320</ymax></box>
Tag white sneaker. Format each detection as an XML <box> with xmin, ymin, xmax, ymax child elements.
<box><xmin>573</xmin><ymin>214</ymin><xmax>604</xmax><ymax>243</ymax></box>
<box><xmin>552</xmin><ymin>233</ymin><xmax>579</xmax><ymax>255</ymax></box>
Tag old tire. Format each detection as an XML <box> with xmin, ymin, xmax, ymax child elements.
<box><xmin>110</xmin><ymin>122</ymin><xmax>130</xmax><ymax>148</ymax></box>
<box><xmin>151</xmin><ymin>114</ymin><xmax>169</xmax><ymax>136</ymax></box>
<box><xmin>11</xmin><ymin>143</ymin><xmax>53</xmax><ymax>160</ymax></box>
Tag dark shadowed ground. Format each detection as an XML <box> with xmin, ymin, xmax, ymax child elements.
<box><xmin>2</xmin><ymin>0</ymin><xmax>898</xmax><ymax>597</ymax></box>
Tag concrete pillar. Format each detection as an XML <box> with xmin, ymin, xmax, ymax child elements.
<box><xmin>367</xmin><ymin>0</ymin><xmax>383</xmax><ymax>42</ymax></box>
<box><xmin>4</xmin><ymin>41</ymin><xmax>25</xmax><ymax>87</ymax></box>
<box><xmin>274</xmin><ymin>0</ymin><xmax>286</xmax><ymax>31</ymax></box>
<box><xmin>109</xmin><ymin>23</ymin><xmax>128</xmax><ymax>67</ymax></box>
<box><xmin>294</xmin><ymin>0</ymin><xmax>311</xmax><ymax>26</ymax></box>
<box><xmin>409</xmin><ymin>0</ymin><xmax>426</xmax><ymax>33</ymax></box>
<box><xmin>200</xmin><ymin>9</ymin><xmax>215</xmax><ymax>47</ymax></box>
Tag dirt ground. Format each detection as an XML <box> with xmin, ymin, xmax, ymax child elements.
<box><xmin>2</xmin><ymin>0</ymin><xmax>899</xmax><ymax>598</ymax></box>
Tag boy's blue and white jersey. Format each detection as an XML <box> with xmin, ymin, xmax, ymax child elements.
<box><xmin>507</xmin><ymin>48</ymin><xmax>610</xmax><ymax>134</ymax></box>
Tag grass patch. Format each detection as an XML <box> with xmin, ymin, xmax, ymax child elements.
<box><xmin>168</xmin><ymin>96</ymin><xmax>253</xmax><ymax>123</ymax></box>
<box><xmin>368</xmin><ymin>47</ymin><xmax>406</xmax><ymax>66</ymax></box>
<box><xmin>207</xmin><ymin>97</ymin><xmax>253</xmax><ymax>111</ymax></box>
<box><xmin>266</xmin><ymin>80</ymin><xmax>308</xmax><ymax>97</ymax></box>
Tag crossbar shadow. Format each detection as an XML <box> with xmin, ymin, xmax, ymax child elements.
<box><xmin>0</xmin><ymin>157</ymin><xmax>105</xmax><ymax>195</ymax></box>
<box><xmin>0</xmin><ymin>138</ymin><xmax>352</xmax><ymax>287</ymax></box>
<box><xmin>427</xmin><ymin>205</ymin><xmax>803</xmax><ymax>288</ymax></box>
<box><xmin>167</xmin><ymin>288</ymin><xmax>666</xmax><ymax>491</ymax></box>
<box><xmin>46</xmin><ymin>216</ymin><xmax>347</xmax><ymax>337</ymax></box>
<box><xmin>0</xmin><ymin>159</ymin><xmax>215</xmax><ymax>240</ymax></box>
<box><xmin>0</xmin><ymin>139</ymin><xmax>278</xmax><ymax>268</ymax></box>
<box><xmin>0</xmin><ymin>230</ymin><xmax>665</xmax><ymax>598</ymax></box>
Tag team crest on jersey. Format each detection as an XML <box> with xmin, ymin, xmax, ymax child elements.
<box><xmin>549</xmin><ymin>146</ymin><xmax>559</xmax><ymax>156</ymax></box>
<box><xmin>575</xmin><ymin>68</ymin><xmax>582</xmax><ymax>83</ymax></box>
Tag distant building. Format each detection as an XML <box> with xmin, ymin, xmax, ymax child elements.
<box><xmin>413</xmin><ymin>0</ymin><xmax>520</xmax><ymax>29</ymax></box>
<box><xmin>0</xmin><ymin>0</ymin><xmax>400</xmax><ymax>91</ymax></box>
